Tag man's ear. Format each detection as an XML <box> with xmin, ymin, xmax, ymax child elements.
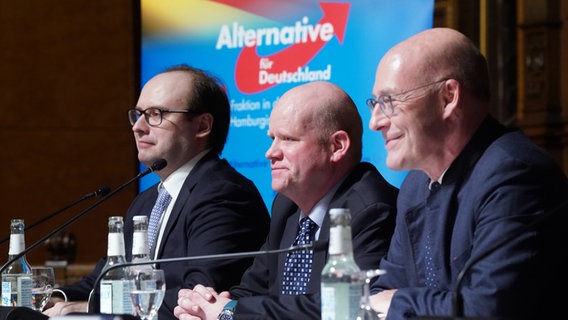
<box><xmin>195</xmin><ymin>113</ymin><xmax>213</xmax><ymax>138</ymax></box>
<box><xmin>442</xmin><ymin>78</ymin><xmax>460</xmax><ymax>119</ymax></box>
<box><xmin>330</xmin><ymin>130</ymin><xmax>350</xmax><ymax>162</ymax></box>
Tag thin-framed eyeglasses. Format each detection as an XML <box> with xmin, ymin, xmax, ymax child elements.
<box><xmin>128</xmin><ymin>107</ymin><xmax>198</xmax><ymax>127</ymax></box>
<box><xmin>366</xmin><ymin>78</ymin><xmax>448</xmax><ymax>118</ymax></box>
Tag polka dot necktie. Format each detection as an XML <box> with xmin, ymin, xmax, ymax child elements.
<box><xmin>282</xmin><ymin>216</ymin><xmax>318</xmax><ymax>295</ymax></box>
<box><xmin>424</xmin><ymin>232</ymin><xmax>438</xmax><ymax>288</ymax></box>
<box><xmin>147</xmin><ymin>186</ymin><xmax>172</xmax><ymax>255</ymax></box>
<box><xmin>425</xmin><ymin>181</ymin><xmax>440</xmax><ymax>289</ymax></box>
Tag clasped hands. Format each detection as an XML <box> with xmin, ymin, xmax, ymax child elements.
<box><xmin>173</xmin><ymin>285</ymin><xmax>396</xmax><ymax>320</ymax></box>
<box><xmin>174</xmin><ymin>284</ymin><xmax>233</xmax><ymax>320</ymax></box>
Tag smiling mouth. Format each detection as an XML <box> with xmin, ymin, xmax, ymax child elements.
<box><xmin>384</xmin><ymin>135</ymin><xmax>401</xmax><ymax>149</ymax></box>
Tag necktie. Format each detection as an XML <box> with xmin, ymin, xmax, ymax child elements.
<box><xmin>424</xmin><ymin>232</ymin><xmax>438</xmax><ymax>288</ymax></box>
<box><xmin>282</xmin><ymin>216</ymin><xmax>318</xmax><ymax>295</ymax></box>
<box><xmin>147</xmin><ymin>186</ymin><xmax>172</xmax><ymax>254</ymax></box>
<box><xmin>425</xmin><ymin>181</ymin><xmax>440</xmax><ymax>288</ymax></box>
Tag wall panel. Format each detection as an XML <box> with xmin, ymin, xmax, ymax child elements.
<box><xmin>0</xmin><ymin>1</ymin><xmax>140</xmax><ymax>265</ymax></box>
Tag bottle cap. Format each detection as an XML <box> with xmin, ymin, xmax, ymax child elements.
<box><xmin>329</xmin><ymin>208</ymin><xmax>350</xmax><ymax>217</ymax></box>
<box><xmin>133</xmin><ymin>215</ymin><xmax>148</xmax><ymax>222</ymax></box>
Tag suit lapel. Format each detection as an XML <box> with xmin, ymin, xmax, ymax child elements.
<box><xmin>154</xmin><ymin>152</ymin><xmax>218</xmax><ymax>257</ymax></box>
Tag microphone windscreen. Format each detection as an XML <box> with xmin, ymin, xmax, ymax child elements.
<box><xmin>150</xmin><ymin>159</ymin><xmax>167</xmax><ymax>172</ymax></box>
<box><xmin>95</xmin><ymin>186</ymin><xmax>111</xmax><ymax>197</ymax></box>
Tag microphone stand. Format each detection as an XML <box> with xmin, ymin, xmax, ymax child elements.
<box><xmin>0</xmin><ymin>186</ymin><xmax>110</xmax><ymax>246</ymax></box>
<box><xmin>87</xmin><ymin>241</ymin><xmax>327</xmax><ymax>313</ymax></box>
<box><xmin>0</xmin><ymin>159</ymin><xmax>166</xmax><ymax>275</ymax></box>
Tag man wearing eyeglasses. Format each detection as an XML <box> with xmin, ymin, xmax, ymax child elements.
<box><xmin>367</xmin><ymin>27</ymin><xmax>568</xmax><ymax>319</ymax></box>
<box><xmin>44</xmin><ymin>64</ymin><xmax>271</xmax><ymax>320</ymax></box>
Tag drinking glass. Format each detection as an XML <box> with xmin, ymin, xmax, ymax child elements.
<box><xmin>31</xmin><ymin>266</ymin><xmax>55</xmax><ymax>312</ymax></box>
<box><xmin>356</xmin><ymin>269</ymin><xmax>385</xmax><ymax>320</ymax></box>
<box><xmin>129</xmin><ymin>269</ymin><xmax>166</xmax><ymax>320</ymax></box>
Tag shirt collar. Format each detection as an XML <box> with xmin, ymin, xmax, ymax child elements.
<box><xmin>429</xmin><ymin>167</ymin><xmax>449</xmax><ymax>190</ymax></box>
<box><xmin>160</xmin><ymin>149</ymin><xmax>211</xmax><ymax>199</ymax></box>
<box><xmin>299</xmin><ymin>176</ymin><xmax>345</xmax><ymax>230</ymax></box>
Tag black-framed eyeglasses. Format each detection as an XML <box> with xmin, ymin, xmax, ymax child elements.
<box><xmin>366</xmin><ymin>78</ymin><xmax>448</xmax><ymax>118</ymax></box>
<box><xmin>128</xmin><ymin>107</ymin><xmax>198</xmax><ymax>126</ymax></box>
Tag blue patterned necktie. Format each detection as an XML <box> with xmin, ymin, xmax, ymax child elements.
<box><xmin>147</xmin><ymin>186</ymin><xmax>172</xmax><ymax>254</ymax></box>
<box><xmin>425</xmin><ymin>181</ymin><xmax>440</xmax><ymax>288</ymax></box>
<box><xmin>282</xmin><ymin>216</ymin><xmax>318</xmax><ymax>295</ymax></box>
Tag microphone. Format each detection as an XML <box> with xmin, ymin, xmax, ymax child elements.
<box><xmin>87</xmin><ymin>240</ymin><xmax>329</xmax><ymax>313</ymax></box>
<box><xmin>0</xmin><ymin>159</ymin><xmax>167</xmax><ymax>275</ymax></box>
<box><xmin>0</xmin><ymin>186</ymin><xmax>110</xmax><ymax>246</ymax></box>
<box><xmin>84</xmin><ymin>186</ymin><xmax>113</xmax><ymax>199</ymax></box>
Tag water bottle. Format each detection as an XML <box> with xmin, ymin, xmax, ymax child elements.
<box><xmin>1</xmin><ymin>219</ymin><xmax>33</xmax><ymax>307</ymax></box>
<box><xmin>130</xmin><ymin>215</ymin><xmax>153</xmax><ymax>273</ymax></box>
<box><xmin>100</xmin><ymin>216</ymin><xmax>133</xmax><ymax>314</ymax></box>
<box><xmin>321</xmin><ymin>208</ymin><xmax>362</xmax><ymax>320</ymax></box>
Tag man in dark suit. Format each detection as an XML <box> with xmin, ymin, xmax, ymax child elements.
<box><xmin>367</xmin><ymin>28</ymin><xmax>568</xmax><ymax>319</ymax></box>
<box><xmin>44</xmin><ymin>65</ymin><xmax>270</xmax><ymax>320</ymax></box>
<box><xmin>174</xmin><ymin>81</ymin><xmax>398</xmax><ymax>319</ymax></box>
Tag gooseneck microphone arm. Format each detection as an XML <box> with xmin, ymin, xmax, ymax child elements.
<box><xmin>0</xmin><ymin>186</ymin><xmax>111</xmax><ymax>246</ymax></box>
<box><xmin>87</xmin><ymin>241</ymin><xmax>329</xmax><ymax>313</ymax></box>
<box><xmin>0</xmin><ymin>159</ymin><xmax>167</xmax><ymax>275</ymax></box>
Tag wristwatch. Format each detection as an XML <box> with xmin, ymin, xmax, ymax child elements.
<box><xmin>217</xmin><ymin>299</ymin><xmax>237</xmax><ymax>320</ymax></box>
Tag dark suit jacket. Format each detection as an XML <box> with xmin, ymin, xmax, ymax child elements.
<box><xmin>229</xmin><ymin>162</ymin><xmax>398</xmax><ymax>319</ymax></box>
<box><xmin>60</xmin><ymin>151</ymin><xmax>270</xmax><ymax>320</ymax></box>
<box><xmin>372</xmin><ymin>116</ymin><xmax>568</xmax><ymax>319</ymax></box>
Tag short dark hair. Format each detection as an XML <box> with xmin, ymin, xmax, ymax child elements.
<box><xmin>164</xmin><ymin>64</ymin><xmax>230</xmax><ymax>155</ymax></box>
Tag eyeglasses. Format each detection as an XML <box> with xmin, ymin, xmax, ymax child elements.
<box><xmin>128</xmin><ymin>107</ymin><xmax>197</xmax><ymax>126</ymax></box>
<box><xmin>366</xmin><ymin>78</ymin><xmax>448</xmax><ymax>118</ymax></box>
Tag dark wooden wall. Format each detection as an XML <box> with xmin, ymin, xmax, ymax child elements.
<box><xmin>0</xmin><ymin>1</ymin><xmax>140</xmax><ymax>265</ymax></box>
<box><xmin>435</xmin><ymin>0</ymin><xmax>568</xmax><ymax>174</ymax></box>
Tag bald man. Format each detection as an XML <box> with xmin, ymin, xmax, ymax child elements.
<box><xmin>174</xmin><ymin>81</ymin><xmax>399</xmax><ymax>320</ymax></box>
<box><xmin>367</xmin><ymin>27</ymin><xmax>568</xmax><ymax>319</ymax></box>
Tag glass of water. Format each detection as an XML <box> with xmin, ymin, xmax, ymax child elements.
<box><xmin>31</xmin><ymin>266</ymin><xmax>55</xmax><ymax>312</ymax></box>
<box><xmin>356</xmin><ymin>269</ymin><xmax>386</xmax><ymax>320</ymax></box>
<box><xmin>129</xmin><ymin>268</ymin><xmax>166</xmax><ymax>320</ymax></box>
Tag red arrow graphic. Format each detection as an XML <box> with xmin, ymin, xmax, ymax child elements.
<box><xmin>234</xmin><ymin>2</ymin><xmax>350</xmax><ymax>94</ymax></box>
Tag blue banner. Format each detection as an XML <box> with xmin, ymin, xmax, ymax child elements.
<box><xmin>140</xmin><ymin>0</ymin><xmax>434</xmax><ymax>207</ymax></box>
